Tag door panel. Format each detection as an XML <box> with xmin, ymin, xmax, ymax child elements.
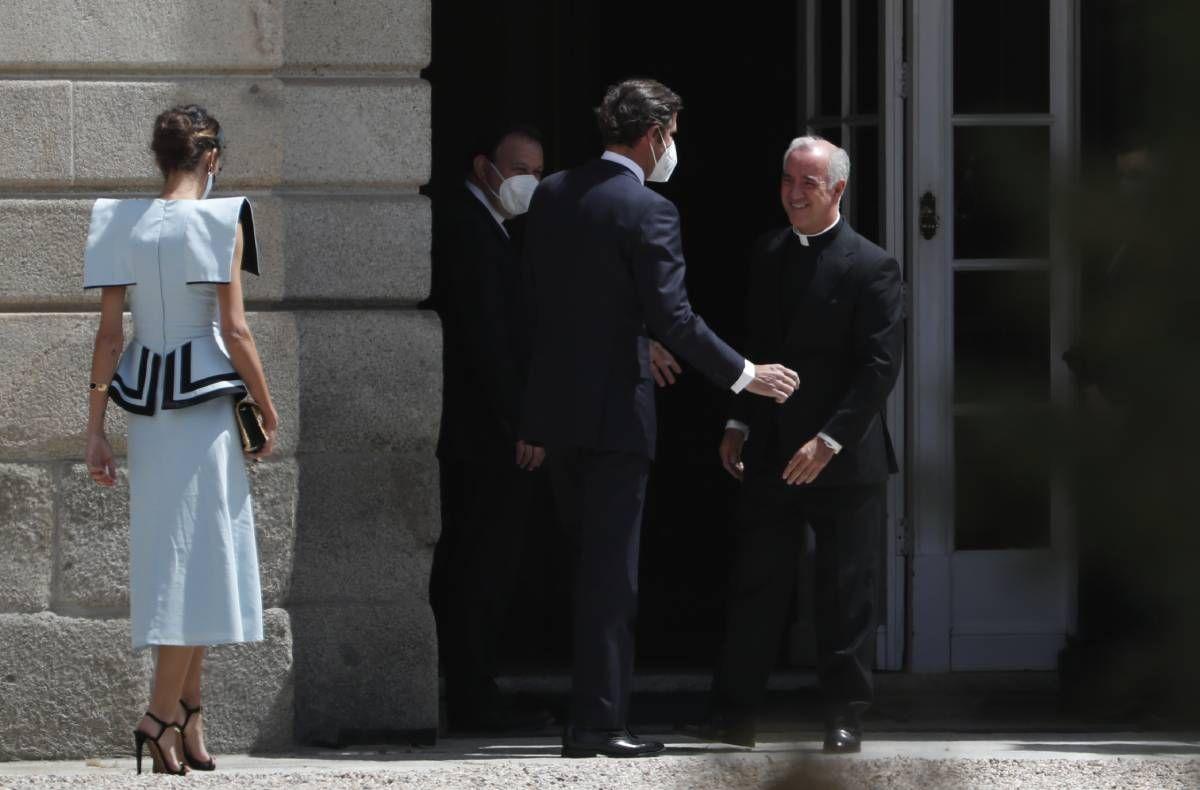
<box><xmin>910</xmin><ymin>0</ymin><xmax>1079</xmax><ymax>671</ymax></box>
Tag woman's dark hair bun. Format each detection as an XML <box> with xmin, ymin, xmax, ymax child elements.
<box><xmin>150</xmin><ymin>105</ymin><xmax>222</xmax><ymax>176</ymax></box>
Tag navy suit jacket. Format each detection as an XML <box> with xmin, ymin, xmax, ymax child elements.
<box><xmin>436</xmin><ymin>185</ymin><xmax>531</xmax><ymax>462</ymax></box>
<box><xmin>730</xmin><ymin>220</ymin><xmax>903</xmax><ymax>486</ymax></box>
<box><xmin>520</xmin><ymin>158</ymin><xmax>745</xmax><ymax>459</ymax></box>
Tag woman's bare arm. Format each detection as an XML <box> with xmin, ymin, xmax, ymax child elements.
<box><xmin>85</xmin><ymin>286</ymin><xmax>126</xmax><ymax>485</ymax></box>
<box><xmin>217</xmin><ymin>222</ymin><xmax>278</xmax><ymax>456</ymax></box>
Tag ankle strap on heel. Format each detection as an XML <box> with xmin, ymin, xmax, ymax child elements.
<box><xmin>143</xmin><ymin>711</ymin><xmax>182</xmax><ymax>741</ymax></box>
<box><xmin>179</xmin><ymin>700</ymin><xmax>203</xmax><ymax>727</ymax></box>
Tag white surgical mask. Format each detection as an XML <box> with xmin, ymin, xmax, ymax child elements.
<box><xmin>647</xmin><ymin>131</ymin><xmax>678</xmax><ymax>183</ymax></box>
<box><xmin>201</xmin><ymin>170</ymin><xmax>214</xmax><ymax>199</ymax></box>
<box><xmin>488</xmin><ymin>162</ymin><xmax>539</xmax><ymax>216</ymax></box>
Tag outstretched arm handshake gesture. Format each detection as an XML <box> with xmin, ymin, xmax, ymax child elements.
<box><xmin>745</xmin><ymin>363</ymin><xmax>800</xmax><ymax>403</ymax></box>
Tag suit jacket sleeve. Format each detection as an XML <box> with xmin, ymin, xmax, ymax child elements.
<box><xmin>632</xmin><ymin>199</ymin><xmax>745</xmax><ymax>388</ymax></box>
<box><xmin>444</xmin><ymin>227</ymin><xmax>524</xmax><ymax>438</ymax></box>
<box><xmin>820</xmin><ymin>255</ymin><xmax>904</xmax><ymax>446</ymax></box>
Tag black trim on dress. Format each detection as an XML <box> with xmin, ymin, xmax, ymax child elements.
<box><xmin>83</xmin><ymin>282</ymin><xmax>136</xmax><ymax>290</ymax></box>
<box><xmin>112</xmin><ymin>346</ymin><xmax>152</xmax><ymax>400</ymax></box>
<box><xmin>177</xmin><ymin>342</ymin><xmax>243</xmax><ymax>393</ymax></box>
<box><xmin>109</xmin><ymin>352</ymin><xmax>161</xmax><ymax>416</ymax></box>
<box><xmin>160</xmin><ymin>345</ymin><xmax>244</xmax><ymax>410</ymax></box>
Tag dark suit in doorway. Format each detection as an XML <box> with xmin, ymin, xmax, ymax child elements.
<box><xmin>520</xmin><ymin>156</ymin><xmax>751</xmax><ymax>735</ymax></box>
<box><xmin>432</xmin><ymin>182</ymin><xmax>538</xmax><ymax>727</ymax></box>
<box><xmin>712</xmin><ymin>218</ymin><xmax>903</xmax><ymax>736</ymax></box>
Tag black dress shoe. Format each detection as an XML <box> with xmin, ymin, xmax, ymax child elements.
<box><xmin>822</xmin><ymin>725</ymin><xmax>862</xmax><ymax>754</ymax></box>
<box><xmin>561</xmin><ymin>728</ymin><xmax>665</xmax><ymax>758</ymax></box>
<box><xmin>677</xmin><ymin>718</ymin><xmax>756</xmax><ymax>748</ymax></box>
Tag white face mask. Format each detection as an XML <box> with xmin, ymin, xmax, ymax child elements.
<box><xmin>488</xmin><ymin>162</ymin><xmax>539</xmax><ymax>216</ymax></box>
<box><xmin>648</xmin><ymin>130</ymin><xmax>678</xmax><ymax>183</ymax></box>
<box><xmin>201</xmin><ymin>170</ymin><xmax>214</xmax><ymax>200</ymax></box>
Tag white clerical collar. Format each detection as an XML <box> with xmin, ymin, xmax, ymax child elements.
<box><xmin>601</xmin><ymin>150</ymin><xmax>646</xmax><ymax>184</ymax></box>
<box><xmin>465</xmin><ymin>178</ymin><xmax>509</xmax><ymax>237</ymax></box>
<box><xmin>792</xmin><ymin>213</ymin><xmax>841</xmax><ymax>246</ymax></box>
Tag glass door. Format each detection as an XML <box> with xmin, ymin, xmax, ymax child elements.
<box><xmin>909</xmin><ymin>0</ymin><xmax>1079</xmax><ymax>670</ymax></box>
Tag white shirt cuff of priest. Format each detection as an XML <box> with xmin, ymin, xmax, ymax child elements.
<box><xmin>724</xmin><ymin>419</ymin><xmax>843</xmax><ymax>455</ymax></box>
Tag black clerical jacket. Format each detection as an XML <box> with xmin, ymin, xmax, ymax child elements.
<box><xmin>730</xmin><ymin>219</ymin><xmax>903</xmax><ymax>486</ymax></box>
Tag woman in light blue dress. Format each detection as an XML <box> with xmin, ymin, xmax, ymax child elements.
<box><xmin>83</xmin><ymin>105</ymin><xmax>278</xmax><ymax>775</ymax></box>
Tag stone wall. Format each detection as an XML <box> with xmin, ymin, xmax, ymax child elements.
<box><xmin>0</xmin><ymin>0</ymin><xmax>437</xmax><ymax>759</ymax></box>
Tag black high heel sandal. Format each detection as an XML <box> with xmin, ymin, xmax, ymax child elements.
<box><xmin>179</xmin><ymin>699</ymin><xmax>217</xmax><ymax>771</ymax></box>
<box><xmin>133</xmin><ymin>711</ymin><xmax>187</xmax><ymax>775</ymax></box>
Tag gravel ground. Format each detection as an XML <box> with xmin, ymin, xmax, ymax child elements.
<box><xmin>0</xmin><ymin>758</ymin><xmax>1198</xmax><ymax>790</ymax></box>
<box><xmin>1</xmin><ymin>736</ymin><xmax>1197</xmax><ymax>789</ymax></box>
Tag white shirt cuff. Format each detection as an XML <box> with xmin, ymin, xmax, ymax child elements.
<box><xmin>725</xmin><ymin>419</ymin><xmax>750</xmax><ymax>439</ymax></box>
<box><xmin>731</xmin><ymin>359</ymin><xmax>755</xmax><ymax>393</ymax></box>
<box><xmin>817</xmin><ymin>432</ymin><xmax>842</xmax><ymax>454</ymax></box>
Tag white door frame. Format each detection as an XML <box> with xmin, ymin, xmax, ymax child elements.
<box><xmin>881</xmin><ymin>0</ymin><xmax>906</xmax><ymax>674</ymax></box>
<box><xmin>908</xmin><ymin>0</ymin><xmax>1080</xmax><ymax>672</ymax></box>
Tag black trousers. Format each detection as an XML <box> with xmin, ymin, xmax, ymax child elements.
<box><xmin>712</xmin><ymin>469</ymin><xmax>885</xmax><ymax>725</ymax></box>
<box><xmin>548</xmin><ymin>447</ymin><xmax>651</xmax><ymax>731</ymax></box>
<box><xmin>432</xmin><ymin>454</ymin><xmax>538</xmax><ymax>712</ymax></box>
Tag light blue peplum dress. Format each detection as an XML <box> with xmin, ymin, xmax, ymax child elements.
<box><xmin>84</xmin><ymin>196</ymin><xmax>264</xmax><ymax>651</ymax></box>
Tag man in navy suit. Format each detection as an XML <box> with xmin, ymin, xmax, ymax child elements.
<box><xmin>432</xmin><ymin>125</ymin><xmax>552</xmax><ymax>733</ymax></box>
<box><xmin>519</xmin><ymin>79</ymin><xmax>800</xmax><ymax>758</ymax></box>
<box><xmin>689</xmin><ymin>136</ymin><xmax>904</xmax><ymax>754</ymax></box>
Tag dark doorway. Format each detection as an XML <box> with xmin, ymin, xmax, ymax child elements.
<box><xmin>426</xmin><ymin>3</ymin><xmax>801</xmax><ymax>672</ymax></box>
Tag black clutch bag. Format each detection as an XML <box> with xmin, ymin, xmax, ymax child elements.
<box><xmin>234</xmin><ymin>397</ymin><xmax>267</xmax><ymax>453</ymax></box>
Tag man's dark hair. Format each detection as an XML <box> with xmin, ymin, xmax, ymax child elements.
<box><xmin>595</xmin><ymin>79</ymin><xmax>683</xmax><ymax>147</ymax></box>
<box><xmin>466</xmin><ymin>123</ymin><xmax>544</xmax><ymax>171</ymax></box>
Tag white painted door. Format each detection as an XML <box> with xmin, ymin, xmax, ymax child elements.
<box><xmin>909</xmin><ymin>0</ymin><xmax>1079</xmax><ymax>671</ymax></box>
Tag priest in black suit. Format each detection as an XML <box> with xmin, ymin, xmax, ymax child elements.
<box><xmin>431</xmin><ymin>125</ymin><xmax>551</xmax><ymax>733</ymax></box>
<box><xmin>690</xmin><ymin>136</ymin><xmax>904</xmax><ymax>754</ymax></box>
<box><xmin>519</xmin><ymin>79</ymin><xmax>800</xmax><ymax>758</ymax></box>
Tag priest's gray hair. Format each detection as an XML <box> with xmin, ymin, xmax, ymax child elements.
<box><xmin>783</xmin><ymin>135</ymin><xmax>850</xmax><ymax>186</ymax></box>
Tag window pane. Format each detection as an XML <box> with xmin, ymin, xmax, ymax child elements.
<box><xmin>954</xmin><ymin>126</ymin><xmax>1049</xmax><ymax>259</ymax></box>
<box><xmin>806</xmin><ymin>123</ymin><xmax>844</xmax><ymax>147</ymax></box>
<box><xmin>849</xmin><ymin>125</ymin><xmax>881</xmax><ymax>244</ymax></box>
<box><xmin>817</xmin><ymin>0</ymin><xmax>842</xmax><ymax>117</ymax></box>
<box><xmin>955</xmin><ymin>413</ymin><xmax>1051</xmax><ymax>550</ymax></box>
<box><xmin>954</xmin><ymin>0</ymin><xmax>1049</xmax><ymax>114</ymax></box>
<box><xmin>954</xmin><ymin>270</ymin><xmax>1049</xmax><ymax>405</ymax></box>
<box><xmin>851</xmin><ymin>0</ymin><xmax>880</xmax><ymax>115</ymax></box>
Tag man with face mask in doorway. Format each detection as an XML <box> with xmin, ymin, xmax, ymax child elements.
<box><xmin>431</xmin><ymin>124</ymin><xmax>554</xmax><ymax>733</ymax></box>
<box><xmin>519</xmin><ymin>79</ymin><xmax>800</xmax><ymax>758</ymax></box>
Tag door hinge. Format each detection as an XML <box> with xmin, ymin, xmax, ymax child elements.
<box><xmin>897</xmin><ymin>516</ymin><xmax>912</xmax><ymax>556</ymax></box>
<box><xmin>897</xmin><ymin>61</ymin><xmax>910</xmax><ymax>99</ymax></box>
<box><xmin>919</xmin><ymin>191</ymin><xmax>940</xmax><ymax>240</ymax></box>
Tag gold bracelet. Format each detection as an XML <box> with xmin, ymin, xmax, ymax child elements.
<box><xmin>89</xmin><ymin>382</ymin><xmax>109</xmax><ymax>392</ymax></box>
